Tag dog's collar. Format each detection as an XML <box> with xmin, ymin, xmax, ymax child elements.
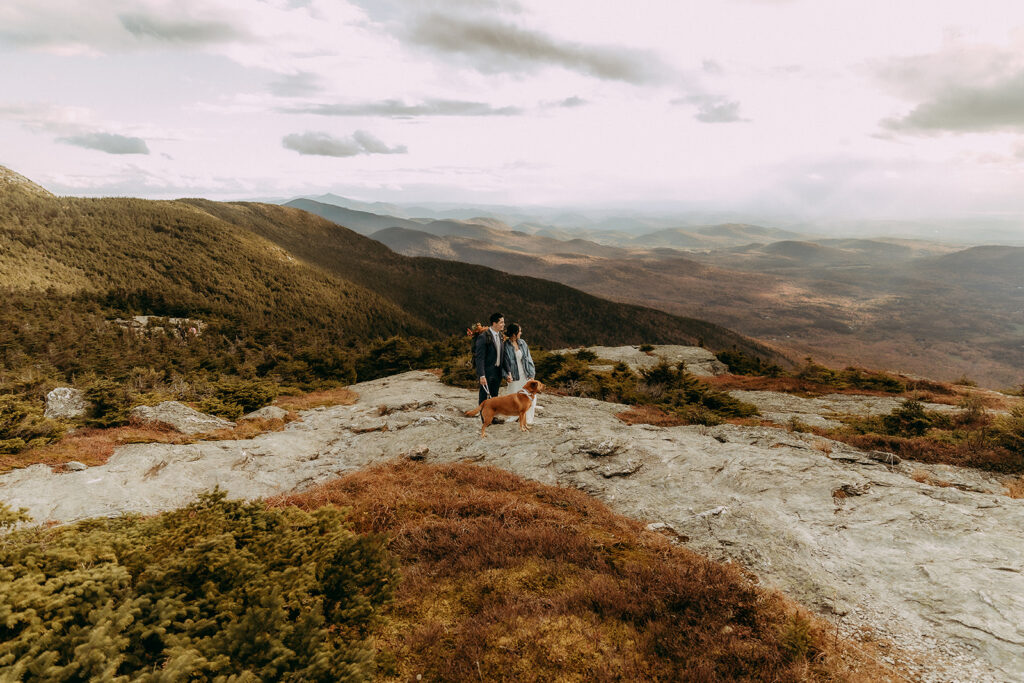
<box><xmin>518</xmin><ymin>388</ymin><xmax>537</xmax><ymax>399</ymax></box>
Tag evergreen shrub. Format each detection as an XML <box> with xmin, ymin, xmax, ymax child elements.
<box><xmin>0</xmin><ymin>491</ymin><xmax>395</xmax><ymax>681</ymax></box>
<box><xmin>0</xmin><ymin>395</ymin><xmax>63</xmax><ymax>453</ymax></box>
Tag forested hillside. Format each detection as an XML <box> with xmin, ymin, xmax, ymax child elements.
<box><xmin>0</xmin><ymin>167</ymin><xmax>785</xmax><ymax>453</ymax></box>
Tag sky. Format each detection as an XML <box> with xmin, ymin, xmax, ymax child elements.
<box><xmin>3</xmin><ymin>0</ymin><xmax>1024</xmax><ymax>226</ymax></box>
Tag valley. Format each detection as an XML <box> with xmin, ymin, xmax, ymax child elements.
<box><xmin>289</xmin><ymin>195</ymin><xmax>1024</xmax><ymax>388</ymax></box>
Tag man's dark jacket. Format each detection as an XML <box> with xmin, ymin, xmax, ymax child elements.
<box><xmin>474</xmin><ymin>329</ymin><xmax>511</xmax><ymax>379</ymax></box>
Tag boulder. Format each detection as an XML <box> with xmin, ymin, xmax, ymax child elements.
<box><xmin>130</xmin><ymin>401</ymin><xmax>234</xmax><ymax>435</ymax></box>
<box><xmin>65</xmin><ymin>461</ymin><xmax>87</xmax><ymax>471</ymax></box>
<box><xmin>241</xmin><ymin>405</ymin><xmax>288</xmax><ymax>421</ymax></box>
<box><xmin>44</xmin><ymin>387</ymin><xmax>89</xmax><ymax>420</ymax></box>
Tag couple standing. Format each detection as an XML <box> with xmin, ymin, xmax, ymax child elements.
<box><xmin>474</xmin><ymin>312</ymin><xmax>537</xmax><ymax>424</ymax></box>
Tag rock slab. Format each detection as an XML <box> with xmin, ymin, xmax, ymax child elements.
<box><xmin>242</xmin><ymin>405</ymin><xmax>288</xmax><ymax>421</ymax></box>
<box><xmin>555</xmin><ymin>344</ymin><xmax>729</xmax><ymax>376</ymax></box>
<box><xmin>130</xmin><ymin>401</ymin><xmax>235</xmax><ymax>434</ymax></box>
<box><xmin>2</xmin><ymin>371</ymin><xmax>1021</xmax><ymax>682</ymax></box>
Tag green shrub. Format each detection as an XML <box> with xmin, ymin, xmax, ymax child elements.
<box><xmin>573</xmin><ymin>349</ymin><xmax>598</xmax><ymax>362</ymax></box>
<box><xmin>84</xmin><ymin>379</ymin><xmax>131</xmax><ymax>428</ymax></box>
<box><xmin>197</xmin><ymin>396</ymin><xmax>244</xmax><ymax>420</ymax></box>
<box><xmin>212</xmin><ymin>378</ymin><xmax>279</xmax><ymax>413</ymax></box>
<box><xmin>637</xmin><ymin>362</ymin><xmax>758</xmax><ymax>419</ymax></box>
<box><xmin>439</xmin><ymin>354</ymin><xmax>478</xmax><ymax>390</ymax></box>
<box><xmin>0</xmin><ymin>395</ymin><xmax>64</xmax><ymax>453</ymax></box>
<box><xmin>532</xmin><ymin>351</ymin><xmax>567</xmax><ymax>380</ymax></box>
<box><xmin>0</xmin><ymin>491</ymin><xmax>395</xmax><ymax>681</ymax></box>
<box><xmin>779</xmin><ymin>613</ymin><xmax>814</xmax><ymax>662</ymax></box>
<box><xmin>715</xmin><ymin>347</ymin><xmax>782</xmax><ymax>377</ymax></box>
<box><xmin>882</xmin><ymin>399</ymin><xmax>934</xmax><ymax>437</ymax></box>
<box><xmin>994</xmin><ymin>405</ymin><xmax>1024</xmax><ymax>454</ymax></box>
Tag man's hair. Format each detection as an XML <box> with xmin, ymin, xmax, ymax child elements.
<box><xmin>489</xmin><ymin>312</ymin><xmax>503</xmax><ymax>324</ymax></box>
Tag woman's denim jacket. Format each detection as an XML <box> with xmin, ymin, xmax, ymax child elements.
<box><xmin>503</xmin><ymin>339</ymin><xmax>535</xmax><ymax>381</ymax></box>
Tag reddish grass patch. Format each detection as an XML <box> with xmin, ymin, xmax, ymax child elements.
<box><xmin>702</xmin><ymin>375</ymin><xmax>893</xmax><ymax>398</ymax></box>
<box><xmin>615</xmin><ymin>404</ymin><xmax>685</xmax><ymax>427</ymax></box>
<box><xmin>3</xmin><ymin>415</ymin><xmax>297</xmax><ymax>473</ymax></box>
<box><xmin>4</xmin><ymin>424</ymin><xmax>190</xmax><ymax>473</ymax></box>
<box><xmin>274</xmin><ymin>387</ymin><xmax>358</xmax><ymax>411</ymax></box>
<box><xmin>202</xmin><ymin>416</ymin><xmax>295</xmax><ymax>441</ymax></box>
<box><xmin>831</xmin><ymin>433</ymin><xmax>1024</xmax><ymax>475</ymax></box>
<box><xmin>909</xmin><ymin>469</ymin><xmax>953</xmax><ymax>488</ymax></box>
<box><xmin>270</xmin><ymin>461</ymin><xmax>904</xmax><ymax>682</ymax></box>
<box><xmin>1006</xmin><ymin>476</ymin><xmax>1024</xmax><ymax>499</ymax></box>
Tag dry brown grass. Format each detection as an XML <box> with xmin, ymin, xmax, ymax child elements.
<box><xmin>274</xmin><ymin>387</ymin><xmax>358</xmax><ymax>411</ymax></box>
<box><xmin>829</xmin><ymin>433</ymin><xmax>1024</xmax><ymax>475</ymax></box>
<box><xmin>270</xmin><ymin>461</ymin><xmax>906</xmax><ymax>682</ymax></box>
<box><xmin>701</xmin><ymin>374</ymin><xmax>981</xmax><ymax>407</ymax></box>
<box><xmin>202</xmin><ymin>416</ymin><xmax>295</xmax><ymax>441</ymax></box>
<box><xmin>702</xmin><ymin>375</ymin><xmax>894</xmax><ymax>398</ymax></box>
<box><xmin>615</xmin><ymin>404</ymin><xmax>685</xmax><ymax>427</ymax></box>
<box><xmin>909</xmin><ymin>469</ymin><xmax>952</xmax><ymax>488</ymax></box>
<box><xmin>2</xmin><ymin>416</ymin><xmax>297</xmax><ymax>473</ymax></box>
<box><xmin>2</xmin><ymin>424</ymin><xmax>191</xmax><ymax>473</ymax></box>
<box><xmin>1006</xmin><ymin>475</ymin><xmax>1024</xmax><ymax>499</ymax></box>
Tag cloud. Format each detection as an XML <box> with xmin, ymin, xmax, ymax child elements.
<box><xmin>701</xmin><ymin>60</ymin><xmax>723</xmax><ymax>75</ymax></box>
<box><xmin>57</xmin><ymin>132</ymin><xmax>150</xmax><ymax>154</ymax></box>
<box><xmin>269</xmin><ymin>72</ymin><xmax>324</xmax><ymax>98</ymax></box>
<box><xmin>0</xmin><ymin>1</ymin><xmax>251</xmax><ymax>54</ymax></box>
<box><xmin>281</xmin><ymin>130</ymin><xmax>407</xmax><ymax>157</ymax></box>
<box><xmin>882</xmin><ymin>70</ymin><xmax>1024</xmax><ymax>134</ymax></box>
<box><xmin>876</xmin><ymin>42</ymin><xmax>1024</xmax><ymax>134</ymax></box>
<box><xmin>406</xmin><ymin>13</ymin><xmax>671</xmax><ymax>84</ymax></box>
<box><xmin>672</xmin><ymin>95</ymin><xmax>748</xmax><ymax>123</ymax></box>
<box><xmin>555</xmin><ymin>96</ymin><xmax>586</xmax><ymax>108</ymax></box>
<box><xmin>117</xmin><ymin>13</ymin><xmax>246</xmax><ymax>44</ymax></box>
<box><xmin>280</xmin><ymin>98</ymin><xmax>523</xmax><ymax>117</ymax></box>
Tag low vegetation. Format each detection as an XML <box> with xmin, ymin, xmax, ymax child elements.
<box><xmin>822</xmin><ymin>400</ymin><xmax>1024</xmax><ymax>475</ymax></box>
<box><xmin>0</xmin><ymin>491</ymin><xmax>395</xmax><ymax>681</ymax></box>
<box><xmin>0</xmin><ymin>175</ymin><xmax>779</xmax><ymax>461</ymax></box>
<box><xmin>0</xmin><ymin>463</ymin><xmax>903</xmax><ymax>680</ymax></box>
<box><xmin>702</xmin><ymin>351</ymin><xmax>1024</xmax><ymax>475</ymax></box>
<box><xmin>272</xmin><ymin>461</ymin><xmax>901</xmax><ymax>682</ymax></box>
<box><xmin>710</xmin><ymin>353</ymin><xmax>956</xmax><ymax>399</ymax></box>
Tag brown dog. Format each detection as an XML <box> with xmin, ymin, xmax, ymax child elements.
<box><xmin>465</xmin><ymin>379</ymin><xmax>543</xmax><ymax>437</ymax></box>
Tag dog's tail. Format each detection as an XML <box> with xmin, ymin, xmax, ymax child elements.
<box><xmin>464</xmin><ymin>403</ymin><xmax>483</xmax><ymax>418</ymax></box>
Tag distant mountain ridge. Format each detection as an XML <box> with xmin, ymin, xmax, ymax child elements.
<box><xmin>284</xmin><ymin>191</ymin><xmax>1024</xmax><ymax>386</ymax></box>
<box><xmin>287</xmin><ymin>194</ymin><xmax>809</xmax><ymax>250</ymax></box>
<box><xmin>0</xmin><ymin>166</ymin><xmax>784</xmax><ymax>362</ymax></box>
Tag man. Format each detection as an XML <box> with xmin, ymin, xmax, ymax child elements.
<box><xmin>474</xmin><ymin>312</ymin><xmax>512</xmax><ymax>407</ymax></box>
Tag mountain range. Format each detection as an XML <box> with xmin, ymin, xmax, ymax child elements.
<box><xmin>288</xmin><ymin>193</ymin><xmax>1024</xmax><ymax>387</ymax></box>
<box><xmin>0</xmin><ymin>166</ymin><xmax>781</xmax><ymax>363</ymax></box>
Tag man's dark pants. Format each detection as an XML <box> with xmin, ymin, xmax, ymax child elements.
<box><xmin>479</xmin><ymin>369</ymin><xmax>503</xmax><ymax>405</ymax></box>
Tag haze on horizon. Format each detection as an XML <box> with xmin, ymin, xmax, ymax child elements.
<box><xmin>3</xmin><ymin>0</ymin><xmax>1024</xmax><ymax>238</ymax></box>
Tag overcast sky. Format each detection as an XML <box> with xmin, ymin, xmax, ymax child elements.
<box><xmin>3</xmin><ymin>0</ymin><xmax>1024</xmax><ymax>223</ymax></box>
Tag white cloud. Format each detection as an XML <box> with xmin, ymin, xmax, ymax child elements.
<box><xmin>58</xmin><ymin>132</ymin><xmax>150</xmax><ymax>154</ymax></box>
<box><xmin>281</xmin><ymin>130</ymin><xmax>407</xmax><ymax>156</ymax></box>
<box><xmin>876</xmin><ymin>39</ymin><xmax>1024</xmax><ymax>134</ymax></box>
<box><xmin>279</xmin><ymin>99</ymin><xmax>524</xmax><ymax>117</ymax></box>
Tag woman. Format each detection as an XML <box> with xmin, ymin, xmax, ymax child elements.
<box><xmin>503</xmin><ymin>323</ymin><xmax>537</xmax><ymax>425</ymax></box>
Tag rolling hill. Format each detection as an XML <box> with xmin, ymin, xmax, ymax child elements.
<box><xmin>0</xmin><ymin>167</ymin><xmax>786</xmax><ymax>387</ymax></box>
<box><xmin>318</xmin><ymin>202</ymin><xmax>1022</xmax><ymax>386</ymax></box>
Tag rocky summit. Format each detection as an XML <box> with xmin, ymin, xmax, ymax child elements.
<box><xmin>1</xmin><ymin>369</ymin><xmax>1022</xmax><ymax>681</ymax></box>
